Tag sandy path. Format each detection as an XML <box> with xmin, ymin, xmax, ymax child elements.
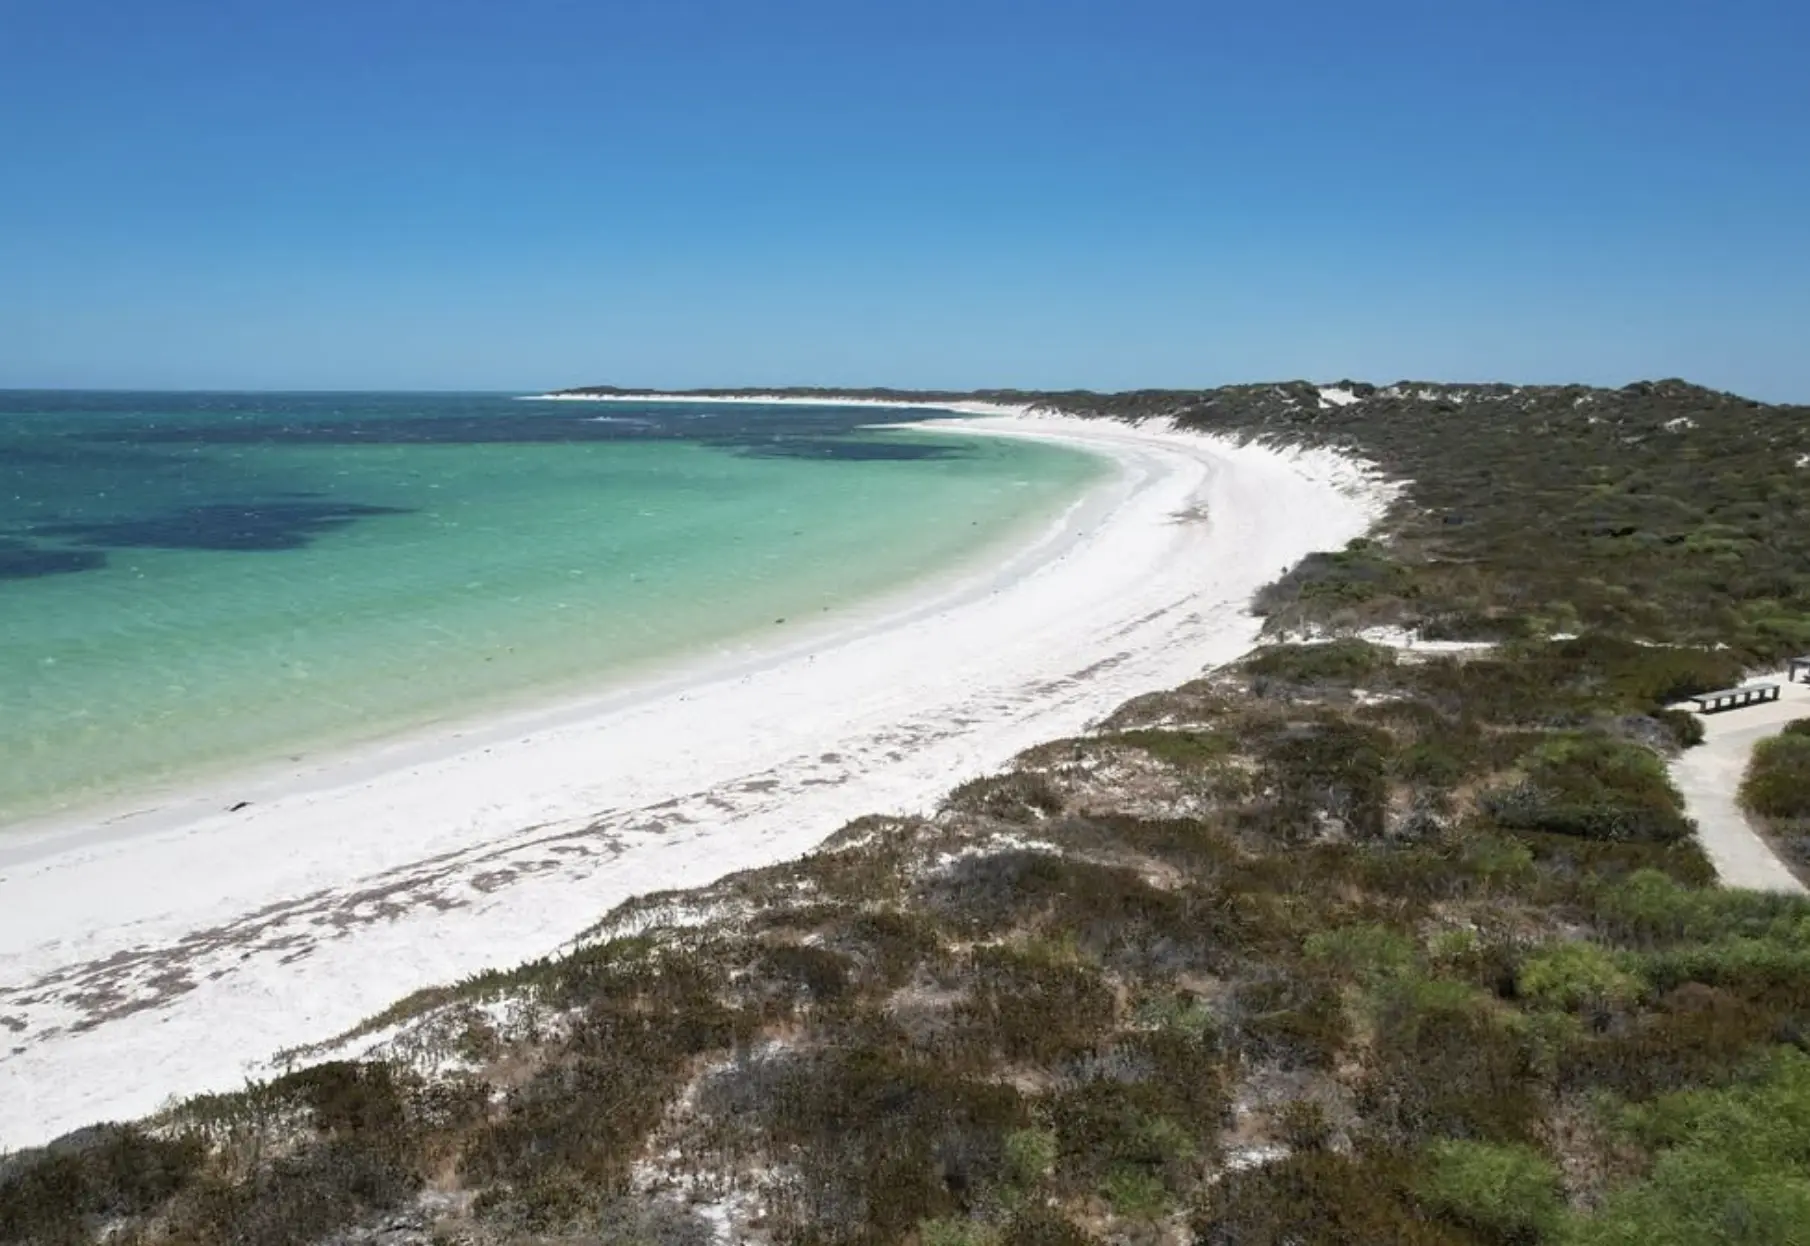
<box><xmin>0</xmin><ymin>412</ymin><xmax>1385</xmax><ymax>1147</ymax></box>
<box><xmin>1670</xmin><ymin>676</ymin><xmax>1809</xmax><ymax>894</ymax></box>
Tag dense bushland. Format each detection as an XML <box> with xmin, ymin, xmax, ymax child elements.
<box><xmin>1741</xmin><ymin>725</ymin><xmax>1810</xmax><ymax>819</ymax></box>
<box><xmin>1128</xmin><ymin>380</ymin><xmax>1810</xmax><ymax>662</ymax></box>
<box><xmin>1739</xmin><ymin>720</ymin><xmax>1810</xmax><ymax>879</ymax></box>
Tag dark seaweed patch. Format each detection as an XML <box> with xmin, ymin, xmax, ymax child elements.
<box><xmin>0</xmin><ymin>539</ymin><xmax>107</xmax><ymax>579</ymax></box>
<box><xmin>0</xmin><ymin>442</ymin><xmax>189</xmax><ymax>470</ymax></box>
<box><xmin>730</xmin><ymin>437</ymin><xmax>962</xmax><ymax>461</ymax></box>
<box><xmin>69</xmin><ymin>407</ymin><xmax>970</xmax><ymax>461</ymax></box>
<box><xmin>34</xmin><ymin>501</ymin><xmax>411</xmax><ymax>552</ymax></box>
<box><xmin>84</xmin><ymin>413</ymin><xmax>643</xmax><ymax>446</ymax></box>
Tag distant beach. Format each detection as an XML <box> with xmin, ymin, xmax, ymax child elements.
<box><xmin>525</xmin><ymin>390</ymin><xmax>1041</xmax><ymax>417</ymax></box>
<box><xmin>0</xmin><ymin>405</ymin><xmax>1388</xmax><ymax>1147</ymax></box>
<box><xmin>0</xmin><ymin>392</ymin><xmax>1094</xmax><ymax>824</ymax></box>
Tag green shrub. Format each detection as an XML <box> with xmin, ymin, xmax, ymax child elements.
<box><xmin>1111</xmin><ymin>728</ymin><xmax>1239</xmax><ymax>770</ymax></box>
<box><xmin>953</xmin><ymin>944</ymin><xmax>1116</xmax><ymax>1064</ymax></box>
<box><xmin>1651</xmin><ymin>707</ymin><xmax>1705</xmax><ymax>749</ymax></box>
<box><xmin>1374</xmin><ymin>972</ymin><xmax>1492</xmax><ymax>1020</ymax></box>
<box><xmin>1429</xmin><ymin>927</ymin><xmax>1482</xmax><ymax>963</ymax></box>
<box><xmin>1133</xmin><ymin>991</ymin><xmax>1218</xmax><ymax>1039</ymax></box>
<box><xmin>1244</xmin><ymin>639</ymin><xmax>1398</xmax><ymax>683</ymax></box>
<box><xmin>1002</xmin><ymin>1127</ymin><xmax>1058</xmax><ymax>1187</ymax></box>
<box><xmin>1394</xmin><ymin>739</ymin><xmax>1474</xmax><ymax>789</ymax></box>
<box><xmin>1194</xmin><ymin>1151</ymin><xmax>1471</xmax><ymax>1245</ymax></box>
<box><xmin>1225</xmin><ymin>972</ymin><xmax>1350</xmax><ymax>1068</ymax></box>
<box><xmin>923</xmin><ymin>850</ymin><xmax>1187</xmax><ymax>954</ymax></box>
<box><xmin>718</xmin><ymin>1044</ymin><xmax>1026</xmax><ymax>1242</ymax></box>
<box><xmin>943</xmin><ymin>770</ymin><xmax>1066</xmax><ymax>822</ymax></box>
<box><xmin>1740</xmin><ymin>732</ymin><xmax>1810</xmax><ymax>819</ymax></box>
<box><xmin>1048</xmin><ymin>1085</ymin><xmax>1200</xmax><ymax>1197</ymax></box>
<box><xmin>1515</xmin><ymin>829</ymin><xmax>1716</xmax><ymax>888</ymax></box>
<box><xmin>1101</xmin><ymin>1164</ymin><xmax>1171</xmax><ymax>1219</ymax></box>
<box><xmin>1460</xmin><ymin>832</ymin><xmax>1537</xmax><ymax>888</ymax></box>
<box><xmin>1000</xmin><ymin>1205</ymin><xmax>1092</xmax><ymax>1245</ymax></box>
<box><xmin>1559</xmin><ymin>638</ymin><xmax>1747</xmax><ymax>708</ymax></box>
<box><xmin>459</xmin><ymin>960</ymin><xmax>745</xmax><ymax>1223</ymax></box>
<box><xmin>1556</xmin><ymin>986</ymin><xmax>1779</xmax><ymax>1100</ymax></box>
<box><xmin>1595</xmin><ymin>868</ymin><xmax>1810</xmax><ymax>948</ymax></box>
<box><xmin>1640</xmin><ymin>937</ymin><xmax>1810</xmax><ymax>995</ymax></box>
<box><xmin>752</xmin><ymin>942</ymin><xmax>854</xmax><ymax>1007</ymax></box>
<box><xmin>1252</xmin><ymin>541</ymin><xmax>1413</xmax><ymax>621</ymax></box>
<box><xmin>918</xmin><ymin>1216</ymin><xmax>1003</xmax><ymax>1246</ymax></box>
<box><xmin>1594</xmin><ymin>868</ymin><xmax>1720</xmax><ymax>945</ymax></box>
<box><xmin>828</xmin><ymin>907</ymin><xmax>945</xmax><ymax>991</ymax></box>
<box><xmin>1416</xmin><ymin>1139</ymin><xmax>1564</xmax><ymax>1241</ymax></box>
<box><xmin>0</xmin><ymin>1126</ymin><xmax>206</xmax><ymax>1244</ymax></box>
<box><xmin>1304</xmin><ymin>923</ymin><xmax>1418</xmax><ymax>984</ymax></box>
<box><xmin>1566</xmin><ymin>1047</ymin><xmax>1810</xmax><ymax>1244</ymax></box>
<box><xmin>1485</xmin><ymin>734</ymin><xmax>1691</xmax><ymax>843</ymax></box>
<box><xmin>1364</xmin><ymin>982</ymin><xmax>1541</xmax><ymax>1144</ymax></box>
<box><xmin>1517</xmin><ymin>942</ymin><xmax>1647</xmax><ymax>1012</ymax></box>
<box><xmin>1124</xmin><ymin>1024</ymin><xmax>1227</xmax><ymax>1126</ymax></box>
<box><xmin>173</xmin><ymin>1138</ymin><xmax>421</xmax><ymax>1246</ymax></box>
<box><xmin>1255</xmin><ymin>721</ymin><xmax>1395</xmax><ymax>840</ymax></box>
<box><xmin>268</xmin><ymin>1061</ymin><xmax>412</xmax><ymax>1145</ymax></box>
<box><xmin>1419</xmin><ymin>611</ymin><xmax>1543</xmax><ymax>642</ymax></box>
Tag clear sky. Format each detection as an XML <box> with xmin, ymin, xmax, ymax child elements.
<box><xmin>3</xmin><ymin>0</ymin><xmax>1806</xmax><ymax>399</ymax></box>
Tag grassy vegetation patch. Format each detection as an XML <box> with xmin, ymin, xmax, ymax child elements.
<box><xmin>1741</xmin><ymin>730</ymin><xmax>1810</xmax><ymax>819</ymax></box>
<box><xmin>0</xmin><ymin>1127</ymin><xmax>206</xmax><ymax>1246</ymax></box>
<box><xmin>1193</xmin><ymin>1150</ymin><xmax>1469</xmax><ymax>1245</ymax></box>
<box><xmin>1484</xmin><ymin>733</ymin><xmax>1693</xmax><ymax>843</ymax></box>
<box><xmin>1242</xmin><ymin>637</ymin><xmax>1398</xmax><ymax>683</ymax></box>
<box><xmin>1567</xmin><ymin>1048</ymin><xmax>1810</xmax><ymax>1244</ymax></box>
<box><xmin>1415</xmin><ymin>1138</ymin><xmax>1564</xmax><ymax>1242</ymax></box>
<box><xmin>1109</xmin><ymin>726</ymin><xmax>1241</xmax><ymax>770</ymax></box>
<box><xmin>1518</xmin><ymin>941</ymin><xmax>1648</xmax><ymax>1013</ymax></box>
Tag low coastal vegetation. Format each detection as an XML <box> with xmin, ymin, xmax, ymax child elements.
<box><xmin>7</xmin><ymin>379</ymin><xmax>1810</xmax><ymax>1244</ymax></box>
<box><xmin>1740</xmin><ymin>720</ymin><xmax>1810</xmax><ymax>877</ymax></box>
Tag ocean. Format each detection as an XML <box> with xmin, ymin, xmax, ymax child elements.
<box><xmin>0</xmin><ymin>392</ymin><xmax>1100</xmax><ymax>823</ymax></box>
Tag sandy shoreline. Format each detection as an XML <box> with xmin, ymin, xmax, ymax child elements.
<box><xmin>0</xmin><ymin>409</ymin><xmax>1388</xmax><ymax>1148</ymax></box>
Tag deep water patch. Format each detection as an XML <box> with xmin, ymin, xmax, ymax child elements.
<box><xmin>64</xmin><ymin>399</ymin><xmax>971</xmax><ymax>461</ymax></box>
<box><xmin>33</xmin><ymin>500</ymin><xmax>412</xmax><ymax>553</ymax></box>
<box><xmin>0</xmin><ymin>539</ymin><xmax>107</xmax><ymax>580</ymax></box>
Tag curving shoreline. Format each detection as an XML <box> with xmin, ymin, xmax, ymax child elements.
<box><xmin>0</xmin><ymin>408</ymin><xmax>1388</xmax><ymax>1148</ymax></box>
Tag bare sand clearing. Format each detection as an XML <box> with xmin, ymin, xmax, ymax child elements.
<box><xmin>0</xmin><ymin>410</ymin><xmax>1389</xmax><ymax>1147</ymax></box>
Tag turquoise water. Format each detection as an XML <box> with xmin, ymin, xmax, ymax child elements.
<box><xmin>0</xmin><ymin>393</ymin><xmax>1101</xmax><ymax>823</ymax></box>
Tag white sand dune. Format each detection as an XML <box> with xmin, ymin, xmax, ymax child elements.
<box><xmin>0</xmin><ymin>410</ymin><xmax>1388</xmax><ymax>1148</ymax></box>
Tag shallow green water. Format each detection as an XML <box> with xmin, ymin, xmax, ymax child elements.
<box><xmin>0</xmin><ymin>393</ymin><xmax>1100</xmax><ymax>822</ymax></box>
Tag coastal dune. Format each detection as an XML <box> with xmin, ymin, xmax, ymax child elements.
<box><xmin>0</xmin><ymin>409</ymin><xmax>1387</xmax><ymax>1148</ymax></box>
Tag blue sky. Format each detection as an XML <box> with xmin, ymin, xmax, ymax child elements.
<box><xmin>3</xmin><ymin>0</ymin><xmax>1806</xmax><ymax>398</ymax></box>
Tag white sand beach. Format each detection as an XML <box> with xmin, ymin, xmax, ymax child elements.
<box><xmin>0</xmin><ymin>409</ymin><xmax>1389</xmax><ymax>1148</ymax></box>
